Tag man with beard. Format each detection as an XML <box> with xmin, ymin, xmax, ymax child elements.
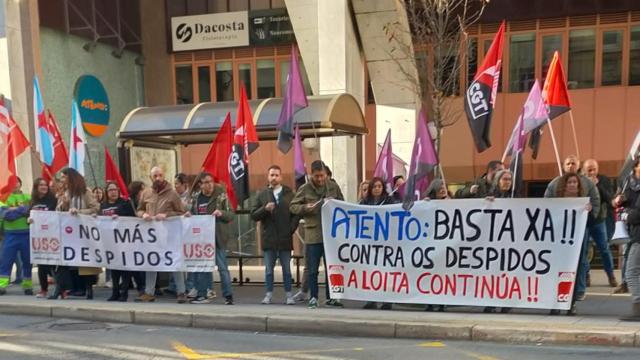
<box><xmin>135</xmin><ymin>167</ymin><xmax>187</xmax><ymax>303</ymax></box>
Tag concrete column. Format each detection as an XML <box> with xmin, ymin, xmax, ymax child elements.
<box><xmin>288</xmin><ymin>0</ymin><xmax>365</xmax><ymax>201</ymax></box>
<box><xmin>5</xmin><ymin>0</ymin><xmax>40</xmax><ymax>191</ymax></box>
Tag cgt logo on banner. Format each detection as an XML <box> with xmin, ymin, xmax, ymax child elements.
<box><xmin>29</xmin><ymin>212</ymin><xmax>216</xmax><ymax>272</ymax></box>
<box><xmin>321</xmin><ymin>198</ymin><xmax>588</xmax><ymax>310</ymax></box>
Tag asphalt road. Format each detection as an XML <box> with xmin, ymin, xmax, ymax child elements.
<box><xmin>1</xmin><ymin>314</ymin><xmax>639</xmax><ymax>360</ymax></box>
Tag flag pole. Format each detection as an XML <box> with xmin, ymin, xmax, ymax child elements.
<box><xmin>545</xmin><ymin>117</ymin><xmax>563</xmax><ymax>176</ymax></box>
<box><xmin>568</xmin><ymin>110</ymin><xmax>580</xmax><ymax>159</ymax></box>
<box><xmin>86</xmin><ymin>144</ymin><xmax>99</xmax><ymax>188</ymax></box>
<box><xmin>511</xmin><ymin>151</ymin><xmax>519</xmax><ymax>198</ymax></box>
<box><xmin>501</xmin><ymin>121</ymin><xmax>517</xmax><ymax>164</ymax></box>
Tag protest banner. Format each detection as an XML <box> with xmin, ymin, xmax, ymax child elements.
<box><xmin>322</xmin><ymin>198</ymin><xmax>588</xmax><ymax>310</ymax></box>
<box><xmin>30</xmin><ymin>212</ymin><xmax>215</xmax><ymax>272</ymax></box>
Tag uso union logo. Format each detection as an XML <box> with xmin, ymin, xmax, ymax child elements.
<box><xmin>176</xmin><ymin>23</ymin><xmax>193</xmax><ymax>43</ymax></box>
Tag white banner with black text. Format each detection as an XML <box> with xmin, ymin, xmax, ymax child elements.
<box><xmin>30</xmin><ymin>212</ymin><xmax>216</xmax><ymax>272</ymax></box>
<box><xmin>322</xmin><ymin>198</ymin><xmax>588</xmax><ymax>310</ymax></box>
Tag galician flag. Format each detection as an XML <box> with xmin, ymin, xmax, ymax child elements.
<box><xmin>69</xmin><ymin>100</ymin><xmax>87</xmax><ymax>176</ymax></box>
<box><xmin>33</xmin><ymin>76</ymin><xmax>54</xmax><ymax>166</ymax></box>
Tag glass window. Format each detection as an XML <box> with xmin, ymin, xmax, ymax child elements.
<box><xmin>415</xmin><ymin>50</ymin><xmax>428</xmax><ymax>94</ymax></box>
<box><xmin>601</xmin><ymin>30</ymin><xmax>623</xmax><ymax>86</ymax></box>
<box><xmin>509</xmin><ymin>33</ymin><xmax>535</xmax><ymax>92</ymax></box>
<box><xmin>631</xmin><ymin>27</ymin><xmax>640</xmax><ymax>86</ymax></box>
<box><xmin>256</xmin><ymin>59</ymin><xmax>275</xmax><ymax>98</ymax></box>
<box><xmin>216</xmin><ymin>62</ymin><xmax>234</xmax><ymax>102</ymax></box>
<box><xmin>175</xmin><ymin>65</ymin><xmax>193</xmax><ymax>104</ymax></box>
<box><xmin>239</xmin><ymin>63</ymin><xmax>252</xmax><ymax>98</ymax></box>
<box><xmin>568</xmin><ymin>29</ymin><xmax>595</xmax><ymax>89</ymax></box>
<box><xmin>436</xmin><ymin>45</ymin><xmax>459</xmax><ymax>96</ymax></box>
<box><xmin>542</xmin><ymin>34</ymin><xmax>562</xmax><ymax>81</ymax></box>
<box><xmin>467</xmin><ymin>38</ymin><xmax>478</xmax><ymax>88</ymax></box>
<box><xmin>198</xmin><ymin>66</ymin><xmax>211</xmax><ymax>102</ymax></box>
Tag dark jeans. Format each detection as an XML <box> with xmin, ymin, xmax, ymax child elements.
<box><xmin>306</xmin><ymin>243</ymin><xmax>330</xmax><ymax>300</ymax></box>
<box><xmin>110</xmin><ymin>270</ymin><xmax>132</xmax><ymax>299</ymax></box>
<box><xmin>38</xmin><ymin>265</ymin><xmax>54</xmax><ymax>291</ymax></box>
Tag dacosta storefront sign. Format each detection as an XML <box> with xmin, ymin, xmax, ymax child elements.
<box><xmin>171</xmin><ymin>11</ymin><xmax>249</xmax><ymax>51</ymax></box>
<box><xmin>171</xmin><ymin>9</ymin><xmax>294</xmax><ymax>52</ymax></box>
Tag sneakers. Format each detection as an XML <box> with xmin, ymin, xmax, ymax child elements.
<box><xmin>308</xmin><ymin>297</ymin><xmax>318</xmax><ymax>309</ymax></box>
<box><xmin>36</xmin><ymin>290</ymin><xmax>48</xmax><ymax>298</ymax></box>
<box><xmin>190</xmin><ymin>296</ymin><xmax>212</xmax><ymax>304</ymax></box>
<box><xmin>575</xmin><ymin>293</ymin><xmax>586</xmax><ymax>301</ymax></box>
<box><xmin>292</xmin><ymin>290</ymin><xmax>308</xmax><ymax>302</ymax></box>
<box><xmin>324</xmin><ymin>299</ymin><xmax>343</xmax><ymax>307</ymax></box>
<box><xmin>206</xmin><ymin>289</ymin><xmax>217</xmax><ymax>299</ymax></box>
<box><xmin>177</xmin><ymin>293</ymin><xmax>188</xmax><ymax>304</ymax></box>
<box><xmin>187</xmin><ymin>288</ymin><xmax>198</xmax><ymax>299</ymax></box>
<box><xmin>285</xmin><ymin>292</ymin><xmax>295</xmax><ymax>305</ymax></box>
<box><xmin>261</xmin><ymin>292</ymin><xmax>272</xmax><ymax>305</ymax></box>
<box><xmin>134</xmin><ymin>293</ymin><xmax>156</xmax><ymax>302</ymax></box>
<box><xmin>380</xmin><ymin>303</ymin><xmax>392</xmax><ymax>310</ymax></box>
<box><xmin>614</xmin><ymin>283</ymin><xmax>629</xmax><ymax>294</ymax></box>
<box><xmin>224</xmin><ymin>296</ymin><xmax>234</xmax><ymax>305</ymax></box>
<box><xmin>0</xmin><ymin>288</ymin><xmax>6</xmax><ymax>296</ymax></box>
<box><xmin>608</xmin><ymin>275</ymin><xmax>619</xmax><ymax>288</ymax></box>
<box><xmin>23</xmin><ymin>288</ymin><xmax>33</xmax><ymax>296</ymax></box>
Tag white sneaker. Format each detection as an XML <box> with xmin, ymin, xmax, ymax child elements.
<box><xmin>261</xmin><ymin>292</ymin><xmax>272</xmax><ymax>304</ymax></box>
<box><xmin>206</xmin><ymin>289</ymin><xmax>216</xmax><ymax>299</ymax></box>
<box><xmin>105</xmin><ymin>281</ymin><xmax>112</xmax><ymax>289</ymax></box>
<box><xmin>292</xmin><ymin>290</ymin><xmax>308</xmax><ymax>302</ymax></box>
<box><xmin>187</xmin><ymin>288</ymin><xmax>198</xmax><ymax>299</ymax></box>
<box><xmin>285</xmin><ymin>292</ymin><xmax>295</xmax><ymax>305</ymax></box>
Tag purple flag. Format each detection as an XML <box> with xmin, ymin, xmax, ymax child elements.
<box><xmin>277</xmin><ymin>45</ymin><xmax>309</xmax><ymax>154</ymax></box>
<box><xmin>403</xmin><ymin>110</ymin><xmax>439</xmax><ymax>210</ymax></box>
<box><xmin>293</xmin><ymin>125</ymin><xmax>307</xmax><ymax>189</ymax></box>
<box><xmin>505</xmin><ymin>80</ymin><xmax>547</xmax><ymax>156</ymax></box>
<box><xmin>374</xmin><ymin>129</ymin><xmax>394</xmax><ymax>191</ymax></box>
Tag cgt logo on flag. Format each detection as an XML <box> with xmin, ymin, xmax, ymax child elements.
<box><xmin>556</xmin><ymin>272</ymin><xmax>576</xmax><ymax>303</ymax></box>
<box><xmin>328</xmin><ymin>265</ymin><xmax>345</xmax><ymax>293</ymax></box>
<box><xmin>228</xmin><ymin>151</ymin><xmax>245</xmax><ymax>181</ymax></box>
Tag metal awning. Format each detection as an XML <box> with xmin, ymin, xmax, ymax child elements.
<box><xmin>117</xmin><ymin>94</ymin><xmax>368</xmax><ymax>145</ymax></box>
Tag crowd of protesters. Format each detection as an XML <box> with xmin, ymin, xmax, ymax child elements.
<box><xmin>0</xmin><ymin>156</ymin><xmax>638</xmax><ymax>321</ymax></box>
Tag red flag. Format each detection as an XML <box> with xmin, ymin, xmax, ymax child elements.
<box><xmin>42</xmin><ymin>110</ymin><xmax>69</xmax><ymax>181</ymax></box>
<box><xmin>542</xmin><ymin>51</ymin><xmax>571</xmax><ymax>120</ymax></box>
<box><xmin>231</xmin><ymin>85</ymin><xmax>258</xmax><ymax>207</ymax></box>
<box><xmin>104</xmin><ymin>146</ymin><xmax>130</xmax><ymax>199</ymax></box>
<box><xmin>0</xmin><ymin>103</ymin><xmax>30</xmax><ymax>201</ymax></box>
<box><xmin>202</xmin><ymin>113</ymin><xmax>238</xmax><ymax>210</ymax></box>
<box><xmin>464</xmin><ymin>21</ymin><xmax>505</xmax><ymax>153</ymax></box>
<box><xmin>0</xmin><ymin>103</ymin><xmax>30</xmax><ymax>157</ymax></box>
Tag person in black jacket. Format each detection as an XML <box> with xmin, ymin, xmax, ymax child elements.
<box><xmin>28</xmin><ymin>178</ymin><xmax>58</xmax><ymax>298</ymax></box>
<box><xmin>100</xmin><ymin>181</ymin><xmax>135</xmax><ymax>301</ymax></box>
<box><xmin>252</xmin><ymin>165</ymin><xmax>297</xmax><ymax>305</ymax></box>
<box><xmin>615</xmin><ymin>158</ymin><xmax>640</xmax><ymax>321</ymax></box>
<box><xmin>360</xmin><ymin>177</ymin><xmax>396</xmax><ymax>310</ymax></box>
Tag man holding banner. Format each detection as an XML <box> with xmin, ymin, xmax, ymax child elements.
<box><xmin>188</xmin><ymin>172</ymin><xmax>234</xmax><ymax>305</ymax></box>
<box><xmin>290</xmin><ymin>160</ymin><xmax>344</xmax><ymax>309</ymax></box>
<box><xmin>135</xmin><ymin>166</ymin><xmax>187</xmax><ymax>304</ymax></box>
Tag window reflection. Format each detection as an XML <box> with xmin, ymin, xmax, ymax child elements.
<box><xmin>175</xmin><ymin>65</ymin><xmax>193</xmax><ymax>104</ymax></box>
<box><xmin>216</xmin><ymin>62</ymin><xmax>234</xmax><ymax>102</ymax></box>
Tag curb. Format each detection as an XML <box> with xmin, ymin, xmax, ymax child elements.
<box><xmin>1</xmin><ymin>303</ymin><xmax>639</xmax><ymax>347</ymax></box>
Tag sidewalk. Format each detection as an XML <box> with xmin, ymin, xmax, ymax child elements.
<box><xmin>0</xmin><ymin>270</ymin><xmax>638</xmax><ymax>348</ymax></box>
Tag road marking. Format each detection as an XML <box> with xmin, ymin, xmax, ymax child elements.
<box><xmin>172</xmin><ymin>342</ymin><xmax>392</xmax><ymax>360</ymax></box>
<box><xmin>459</xmin><ymin>350</ymin><xmax>500</xmax><ymax>360</ymax></box>
<box><xmin>419</xmin><ymin>341</ymin><xmax>446</xmax><ymax>348</ymax></box>
<box><xmin>173</xmin><ymin>342</ymin><xmax>211</xmax><ymax>360</ymax></box>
